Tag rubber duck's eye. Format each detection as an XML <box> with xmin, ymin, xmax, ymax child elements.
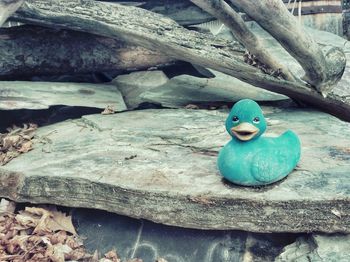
<box><xmin>232</xmin><ymin>116</ymin><xmax>239</xmax><ymax>123</ymax></box>
<box><xmin>253</xmin><ymin>117</ymin><xmax>260</xmax><ymax>124</ymax></box>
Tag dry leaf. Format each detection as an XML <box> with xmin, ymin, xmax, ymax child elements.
<box><xmin>15</xmin><ymin>212</ymin><xmax>40</xmax><ymax>229</ymax></box>
<box><xmin>29</xmin><ymin>252</ymin><xmax>47</xmax><ymax>261</ymax></box>
<box><xmin>101</xmin><ymin>105</ymin><xmax>115</xmax><ymax>115</ymax></box>
<box><xmin>0</xmin><ymin>199</ymin><xmax>16</xmax><ymax>215</ymax></box>
<box><xmin>66</xmin><ymin>247</ymin><xmax>87</xmax><ymax>260</ymax></box>
<box><xmin>25</xmin><ymin>207</ymin><xmax>52</xmax><ymax>234</ymax></box>
<box><xmin>91</xmin><ymin>250</ymin><xmax>100</xmax><ymax>262</ymax></box>
<box><xmin>0</xmin><ymin>205</ymin><xmax>137</xmax><ymax>262</ymax></box>
<box><xmin>104</xmin><ymin>250</ymin><xmax>121</xmax><ymax>262</ymax></box>
<box><xmin>0</xmin><ymin>123</ymin><xmax>37</xmax><ymax>165</ymax></box>
<box><xmin>45</xmin><ymin>243</ymin><xmax>66</xmax><ymax>262</ymax></box>
<box><xmin>20</xmin><ymin>207</ymin><xmax>76</xmax><ymax>235</ymax></box>
<box><xmin>48</xmin><ymin>210</ymin><xmax>77</xmax><ymax>235</ymax></box>
<box><xmin>49</xmin><ymin>231</ymin><xmax>67</xmax><ymax>245</ymax></box>
<box><xmin>18</xmin><ymin>141</ymin><xmax>33</xmax><ymax>153</ymax></box>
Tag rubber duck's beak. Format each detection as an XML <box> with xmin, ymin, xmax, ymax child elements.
<box><xmin>231</xmin><ymin>122</ymin><xmax>259</xmax><ymax>141</ymax></box>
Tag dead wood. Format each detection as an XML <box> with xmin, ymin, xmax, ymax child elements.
<box><xmin>190</xmin><ymin>0</ymin><xmax>297</xmax><ymax>82</ymax></box>
<box><xmin>0</xmin><ymin>25</ymin><xmax>174</xmax><ymax>78</ymax></box>
<box><xmin>230</xmin><ymin>0</ymin><xmax>346</xmax><ymax>96</ymax></box>
<box><xmin>8</xmin><ymin>0</ymin><xmax>350</xmax><ymax>121</ymax></box>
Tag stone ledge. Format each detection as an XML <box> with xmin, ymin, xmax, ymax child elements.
<box><xmin>0</xmin><ymin>108</ymin><xmax>349</xmax><ymax>233</ymax></box>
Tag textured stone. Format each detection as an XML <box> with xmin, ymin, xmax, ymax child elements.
<box><xmin>112</xmin><ymin>70</ymin><xmax>169</xmax><ymax>109</ymax></box>
<box><xmin>112</xmin><ymin>70</ymin><xmax>287</xmax><ymax>109</ymax></box>
<box><xmin>276</xmin><ymin>234</ymin><xmax>350</xmax><ymax>262</ymax></box>
<box><xmin>0</xmin><ymin>81</ymin><xmax>127</xmax><ymax>110</ymax></box>
<box><xmin>0</xmin><ymin>107</ymin><xmax>349</xmax><ymax>233</ymax></box>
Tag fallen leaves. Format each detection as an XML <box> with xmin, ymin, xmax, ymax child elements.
<box><xmin>15</xmin><ymin>207</ymin><xmax>77</xmax><ymax>235</ymax></box>
<box><xmin>0</xmin><ymin>201</ymin><xmax>169</xmax><ymax>262</ymax></box>
<box><xmin>0</xmin><ymin>123</ymin><xmax>37</xmax><ymax>165</ymax></box>
<box><xmin>0</xmin><ymin>205</ymin><xmax>88</xmax><ymax>262</ymax></box>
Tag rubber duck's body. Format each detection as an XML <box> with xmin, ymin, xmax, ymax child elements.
<box><xmin>217</xmin><ymin>99</ymin><xmax>301</xmax><ymax>186</ymax></box>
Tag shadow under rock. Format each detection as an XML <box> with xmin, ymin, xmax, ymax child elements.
<box><xmin>0</xmin><ymin>105</ymin><xmax>102</xmax><ymax>132</ymax></box>
<box><xmin>72</xmin><ymin>208</ymin><xmax>303</xmax><ymax>262</ymax></box>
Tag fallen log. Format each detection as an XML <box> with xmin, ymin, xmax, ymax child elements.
<box><xmin>11</xmin><ymin>0</ymin><xmax>350</xmax><ymax>121</ymax></box>
<box><xmin>0</xmin><ymin>25</ymin><xmax>174</xmax><ymax>78</ymax></box>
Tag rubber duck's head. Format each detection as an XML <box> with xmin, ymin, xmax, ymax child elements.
<box><xmin>225</xmin><ymin>99</ymin><xmax>267</xmax><ymax>141</ymax></box>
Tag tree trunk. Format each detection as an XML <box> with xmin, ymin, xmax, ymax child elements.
<box><xmin>10</xmin><ymin>0</ymin><xmax>350</xmax><ymax>121</ymax></box>
<box><xmin>0</xmin><ymin>25</ymin><xmax>174</xmax><ymax>78</ymax></box>
<box><xmin>229</xmin><ymin>0</ymin><xmax>346</xmax><ymax>96</ymax></box>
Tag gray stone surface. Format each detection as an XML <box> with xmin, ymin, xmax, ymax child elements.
<box><xmin>276</xmin><ymin>234</ymin><xmax>350</xmax><ymax>262</ymax></box>
<box><xmin>112</xmin><ymin>70</ymin><xmax>288</xmax><ymax>109</ymax></box>
<box><xmin>0</xmin><ymin>107</ymin><xmax>349</xmax><ymax>233</ymax></box>
<box><xmin>112</xmin><ymin>70</ymin><xmax>169</xmax><ymax>109</ymax></box>
<box><xmin>0</xmin><ymin>81</ymin><xmax>127</xmax><ymax>110</ymax></box>
<box><xmin>73</xmin><ymin>208</ymin><xmax>293</xmax><ymax>262</ymax></box>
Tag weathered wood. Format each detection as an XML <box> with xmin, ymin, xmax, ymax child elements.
<box><xmin>104</xmin><ymin>0</ymin><xmax>344</xmax><ymax>36</ymax></box>
<box><xmin>190</xmin><ymin>0</ymin><xmax>297</xmax><ymax>82</ymax></box>
<box><xmin>230</xmin><ymin>0</ymin><xmax>346</xmax><ymax>96</ymax></box>
<box><xmin>0</xmin><ymin>25</ymin><xmax>174</xmax><ymax>78</ymax></box>
<box><xmin>1</xmin><ymin>108</ymin><xmax>350</xmax><ymax>233</ymax></box>
<box><xmin>11</xmin><ymin>0</ymin><xmax>350</xmax><ymax>121</ymax></box>
<box><xmin>0</xmin><ymin>0</ymin><xmax>23</xmax><ymax>26</ymax></box>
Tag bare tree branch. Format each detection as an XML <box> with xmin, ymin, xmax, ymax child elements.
<box><xmin>229</xmin><ymin>0</ymin><xmax>346</xmax><ymax>96</ymax></box>
<box><xmin>190</xmin><ymin>0</ymin><xmax>297</xmax><ymax>82</ymax></box>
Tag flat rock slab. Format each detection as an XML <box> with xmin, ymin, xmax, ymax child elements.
<box><xmin>112</xmin><ymin>70</ymin><xmax>287</xmax><ymax>109</ymax></box>
<box><xmin>0</xmin><ymin>81</ymin><xmax>126</xmax><ymax>110</ymax></box>
<box><xmin>0</xmin><ymin>108</ymin><xmax>350</xmax><ymax>233</ymax></box>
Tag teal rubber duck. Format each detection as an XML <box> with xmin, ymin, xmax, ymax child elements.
<box><xmin>217</xmin><ymin>99</ymin><xmax>301</xmax><ymax>186</ymax></box>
